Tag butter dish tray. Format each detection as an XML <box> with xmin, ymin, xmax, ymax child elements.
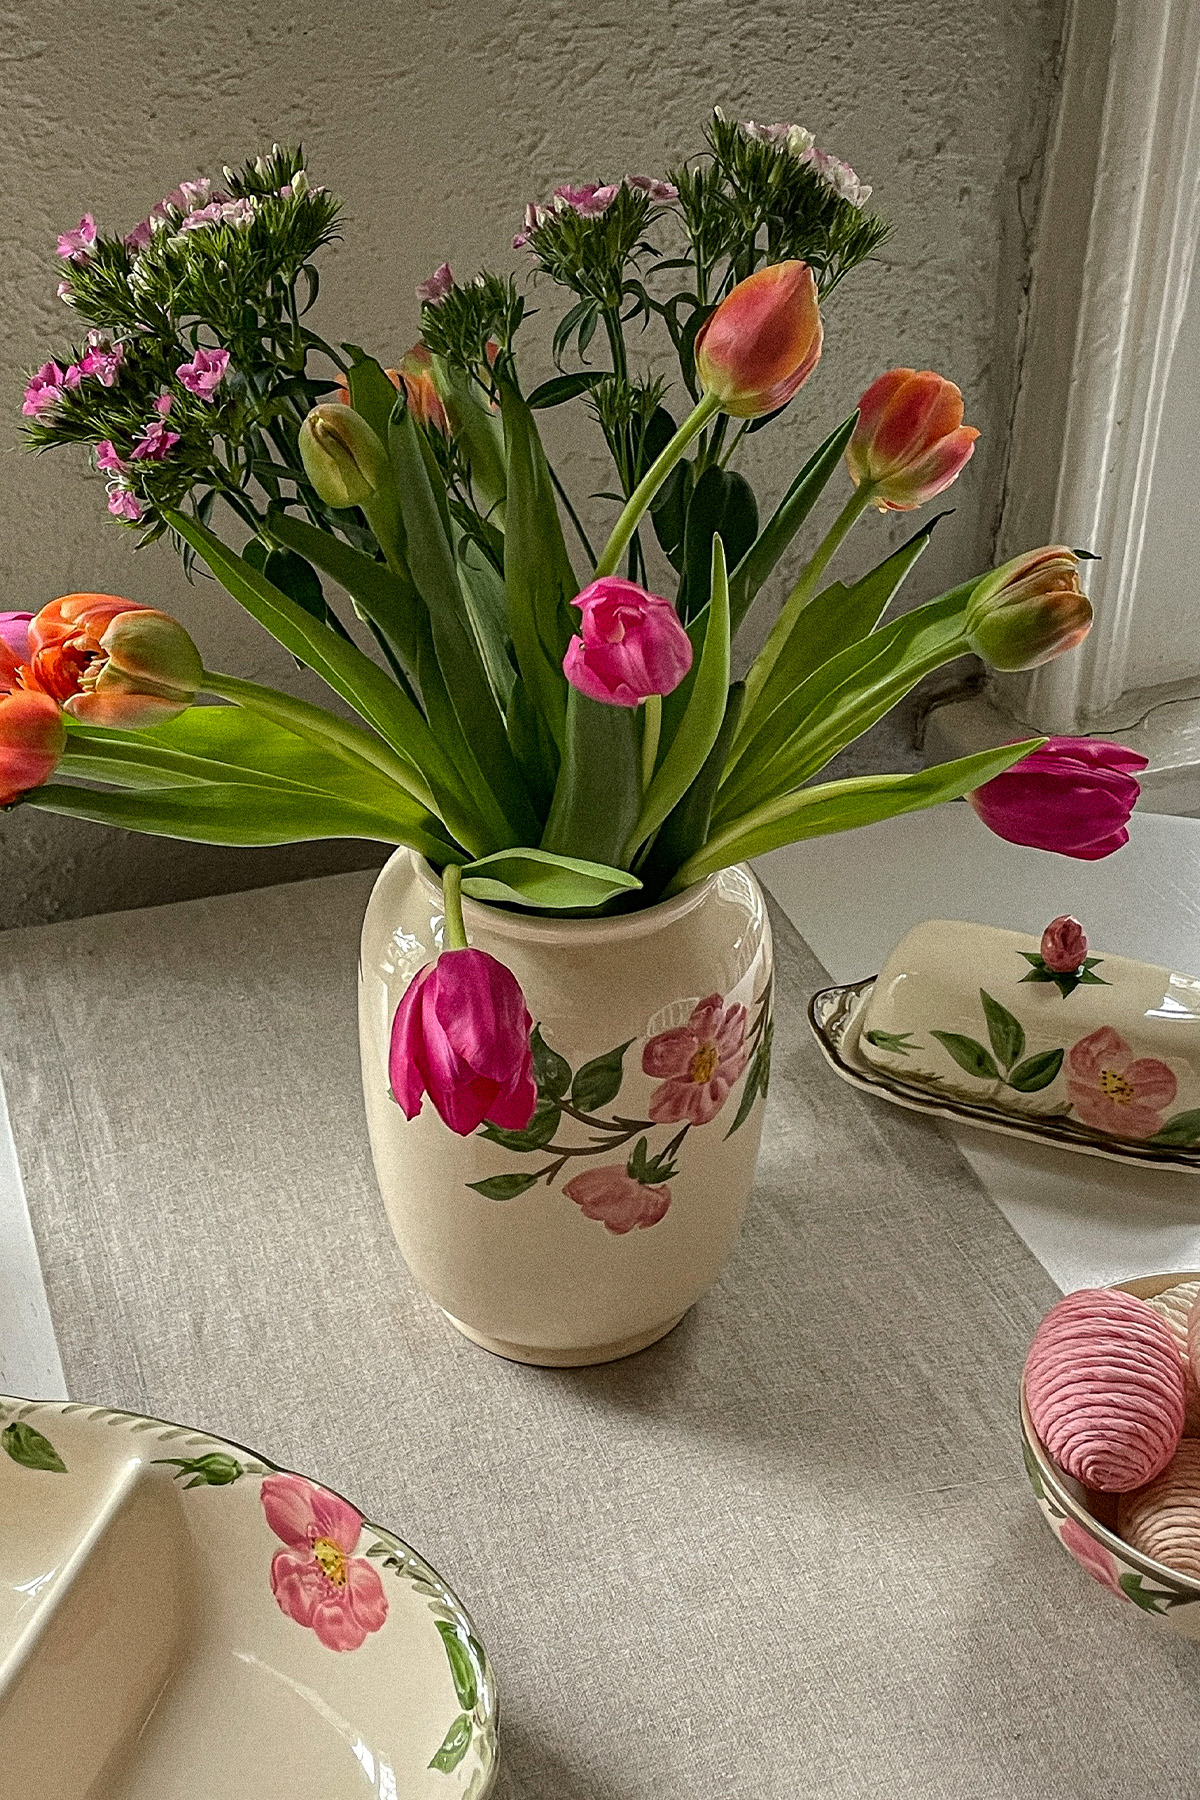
<box><xmin>0</xmin><ymin>1396</ymin><xmax>497</xmax><ymax>1798</ymax></box>
<box><xmin>809</xmin><ymin>977</ymin><xmax>1200</xmax><ymax>1173</ymax></box>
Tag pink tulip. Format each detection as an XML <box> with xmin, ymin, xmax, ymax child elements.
<box><xmin>1040</xmin><ymin>914</ymin><xmax>1087</xmax><ymax>973</ymax></box>
<box><xmin>845</xmin><ymin>368</ymin><xmax>979</xmax><ymax>511</ymax></box>
<box><xmin>0</xmin><ymin>690</ymin><xmax>66</xmax><ymax>805</ymax></box>
<box><xmin>0</xmin><ymin>614</ymin><xmax>32</xmax><ymax>693</ymax></box>
<box><xmin>968</xmin><ymin>737</ymin><xmax>1147</xmax><ymax>860</ymax></box>
<box><xmin>562</xmin><ymin>578</ymin><xmax>693</xmax><ymax>708</ymax></box>
<box><xmin>695</xmin><ymin>261</ymin><xmax>823</xmax><ymax>419</ymax></box>
<box><xmin>389</xmin><ymin>946</ymin><xmax>536</xmax><ymax>1137</ymax></box>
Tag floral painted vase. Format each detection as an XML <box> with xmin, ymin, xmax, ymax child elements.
<box><xmin>359</xmin><ymin>850</ymin><xmax>773</xmax><ymax>1365</ymax></box>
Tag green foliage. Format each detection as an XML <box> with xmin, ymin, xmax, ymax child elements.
<box><xmin>460</xmin><ymin>847</ymin><xmax>640</xmax><ymax>911</ymax></box>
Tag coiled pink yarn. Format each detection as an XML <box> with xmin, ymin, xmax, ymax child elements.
<box><xmin>1118</xmin><ymin>1439</ymin><xmax>1200</xmax><ymax>1578</ymax></box>
<box><xmin>1025</xmin><ymin>1288</ymin><xmax>1186</xmax><ymax>1492</ymax></box>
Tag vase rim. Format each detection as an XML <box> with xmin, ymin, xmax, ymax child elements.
<box><xmin>397</xmin><ymin>850</ymin><xmax>750</xmax><ymax>945</ymax></box>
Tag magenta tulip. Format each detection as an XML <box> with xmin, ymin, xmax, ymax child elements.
<box><xmin>389</xmin><ymin>946</ymin><xmax>537</xmax><ymax>1137</ymax></box>
<box><xmin>1041</xmin><ymin>914</ymin><xmax>1088</xmax><ymax>973</ymax></box>
<box><xmin>969</xmin><ymin>738</ymin><xmax>1147</xmax><ymax>860</ymax></box>
<box><xmin>562</xmin><ymin>578</ymin><xmax>693</xmax><ymax>708</ymax></box>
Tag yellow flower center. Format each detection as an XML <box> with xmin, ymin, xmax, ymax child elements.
<box><xmin>689</xmin><ymin>1043</ymin><xmax>719</xmax><ymax>1084</ymax></box>
<box><xmin>312</xmin><ymin>1536</ymin><xmax>348</xmax><ymax>1587</ymax></box>
<box><xmin>1099</xmin><ymin>1068</ymin><xmax>1135</xmax><ymax>1104</ymax></box>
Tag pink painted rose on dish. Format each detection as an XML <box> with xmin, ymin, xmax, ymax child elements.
<box><xmin>261</xmin><ymin>1473</ymin><xmax>388</xmax><ymax>1652</ymax></box>
<box><xmin>1066</xmin><ymin>1028</ymin><xmax>1177</xmax><ymax>1139</ymax></box>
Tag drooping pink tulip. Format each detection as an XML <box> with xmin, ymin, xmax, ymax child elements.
<box><xmin>24</xmin><ymin>593</ymin><xmax>201</xmax><ymax>727</ymax></box>
<box><xmin>695</xmin><ymin>261</ymin><xmax>823</xmax><ymax>418</ymax></box>
<box><xmin>562</xmin><ymin>578</ymin><xmax>693</xmax><ymax>708</ymax></box>
<box><xmin>1041</xmin><ymin>914</ymin><xmax>1087</xmax><ymax>973</ymax></box>
<box><xmin>389</xmin><ymin>946</ymin><xmax>536</xmax><ymax>1137</ymax></box>
<box><xmin>0</xmin><ymin>614</ymin><xmax>32</xmax><ymax>693</ymax></box>
<box><xmin>968</xmin><ymin>737</ymin><xmax>1147</xmax><ymax>861</ymax></box>
<box><xmin>0</xmin><ymin>690</ymin><xmax>66</xmax><ymax>805</ymax></box>
<box><xmin>846</xmin><ymin>368</ymin><xmax>979</xmax><ymax>511</ymax></box>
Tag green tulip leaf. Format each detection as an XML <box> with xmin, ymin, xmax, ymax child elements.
<box><xmin>461</xmin><ymin>847</ymin><xmax>640</xmax><ymax>911</ymax></box>
<box><xmin>677</xmin><ymin>464</ymin><xmax>758</xmax><ymax>623</ymax></box>
<box><xmin>266</xmin><ymin>506</ymin><xmax>428</xmax><ymax>684</ymax></box>
<box><xmin>2</xmin><ymin>1421</ymin><xmax>67</xmax><ymax>1473</ymax></box>
<box><xmin>25</xmin><ymin>781</ymin><xmax>437</xmax><ymax>851</ymax></box>
<box><xmin>727</xmin><ymin>412</ymin><xmax>857</xmax><ymax>633</ymax></box>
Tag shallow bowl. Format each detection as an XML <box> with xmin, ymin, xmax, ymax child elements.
<box><xmin>1019</xmin><ymin>1273</ymin><xmax>1200</xmax><ymax>1637</ymax></box>
<box><xmin>0</xmin><ymin>1396</ymin><xmax>497</xmax><ymax>1797</ymax></box>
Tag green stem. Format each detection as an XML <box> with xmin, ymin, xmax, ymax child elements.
<box><xmin>442</xmin><ymin>862</ymin><xmax>468</xmax><ymax>950</ymax></box>
<box><xmin>641</xmin><ymin>695</ymin><xmax>662</xmax><ymax>792</ymax></box>
<box><xmin>549</xmin><ymin>465</ymin><xmax>596</xmax><ymax>565</ymax></box>
<box><xmin>200</xmin><ymin>670</ymin><xmax>438</xmax><ymax>813</ymax></box>
<box><xmin>593</xmin><ymin>389</ymin><xmax>721</xmax><ymax>578</ymax></box>
<box><xmin>720</xmin><ymin>422</ymin><xmax>752</xmax><ymax>469</ymax></box>
<box><xmin>739</xmin><ymin>482</ymin><xmax>876</xmax><ymax>724</ymax></box>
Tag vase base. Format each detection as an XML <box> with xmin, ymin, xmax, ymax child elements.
<box><xmin>439</xmin><ymin>1309</ymin><xmax>688</xmax><ymax>1367</ymax></box>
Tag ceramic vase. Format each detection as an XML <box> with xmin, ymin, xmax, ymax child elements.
<box><xmin>358</xmin><ymin>848</ymin><xmax>774</xmax><ymax>1366</ymax></box>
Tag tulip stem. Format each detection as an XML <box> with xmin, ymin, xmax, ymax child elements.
<box><xmin>200</xmin><ymin>670</ymin><xmax>438</xmax><ymax>812</ymax></box>
<box><xmin>739</xmin><ymin>482</ymin><xmax>876</xmax><ymax>728</ymax></box>
<box><xmin>641</xmin><ymin>695</ymin><xmax>662</xmax><ymax>792</ymax></box>
<box><xmin>442</xmin><ymin>862</ymin><xmax>468</xmax><ymax>950</ymax></box>
<box><xmin>593</xmin><ymin>389</ymin><xmax>722</xmax><ymax>579</ymax></box>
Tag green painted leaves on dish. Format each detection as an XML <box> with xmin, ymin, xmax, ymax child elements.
<box><xmin>931</xmin><ymin>993</ymin><xmax>1066</xmax><ymax>1094</ymax></box>
<box><xmin>1150</xmin><ymin>1109</ymin><xmax>1200</xmax><ymax>1148</ymax></box>
<box><xmin>154</xmin><ymin>1452</ymin><xmax>246</xmax><ymax>1487</ymax></box>
<box><xmin>930</xmin><ymin>1031</ymin><xmax>1001</xmax><ymax>1083</ymax></box>
<box><xmin>2</xmin><ymin>1421</ymin><xmax>66</xmax><ymax>1473</ymax></box>
<box><xmin>429</xmin><ymin>1714</ymin><xmax>473</xmax><ymax>1773</ymax></box>
<box><xmin>1007</xmin><ymin>1049</ymin><xmax>1065</xmax><ymax>1093</ymax></box>
<box><xmin>980</xmin><ymin>989</ymin><xmax>1025</xmax><ymax>1072</ymax></box>
<box><xmin>436</xmin><ymin>1621</ymin><xmax>479</xmax><ymax>1711</ymax></box>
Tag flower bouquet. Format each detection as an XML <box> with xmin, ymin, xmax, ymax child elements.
<box><xmin>7</xmin><ymin>116</ymin><xmax>1140</xmax><ymax>1357</ymax></box>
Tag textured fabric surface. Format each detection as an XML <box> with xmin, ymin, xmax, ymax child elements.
<box><xmin>1</xmin><ymin>872</ymin><xmax>1199</xmax><ymax>1798</ymax></box>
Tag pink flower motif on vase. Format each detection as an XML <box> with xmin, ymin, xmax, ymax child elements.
<box><xmin>1066</xmin><ymin>1027</ymin><xmax>1177</xmax><ymax>1139</ymax></box>
<box><xmin>260</xmin><ymin>1472</ymin><xmax>388</xmax><ymax>1651</ymax></box>
<box><xmin>1058</xmin><ymin>1516</ymin><xmax>1124</xmax><ymax>1597</ymax></box>
<box><xmin>642</xmin><ymin>994</ymin><xmax>751</xmax><ymax>1125</ymax></box>
<box><xmin>564</xmin><ymin>1165</ymin><xmax>671</xmax><ymax>1234</ymax></box>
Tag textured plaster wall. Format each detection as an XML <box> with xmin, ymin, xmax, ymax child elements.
<box><xmin>0</xmin><ymin>0</ymin><xmax>1066</xmax><ymax>927</ymax></box>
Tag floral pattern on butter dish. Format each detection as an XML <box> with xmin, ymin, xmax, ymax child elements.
<box><xmin>1066</xmin><ymin>1028</ymin><xmax>1176</xmax><ymax>1140</ymax></box>
<box><xmin>261</xmin><ymin>1472</ymin><xmax>389</xmax><ymax>1652</ymax></box>
<box><xmin>467</xmin><ymin>979</ymin><xmax>772</xmax><ymax>1222</ymax></box>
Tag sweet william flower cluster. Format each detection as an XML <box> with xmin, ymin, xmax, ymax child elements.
<box><xmin>11</xmin><ymin>117</ymin><xmax>1134</xmax><ymax>1142</ymax></box>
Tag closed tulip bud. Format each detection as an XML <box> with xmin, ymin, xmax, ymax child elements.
<box><xmin>969</xmin><ymin>738</ymin><xmax>1146</xmax><ymax>861</ymax></box>
<box><xmin>846</xmin><ymin>368</ymin><xmax>979</xmax><ymax>510</ymax></box>
<box><xmin>695</xmin><ymin>261</ymin><xmax>823</xmax><ymax>419</ymax></box>
<box><xmin>24</xmin><ymin>593</ymin><xmax>201</xmax><ymax>727</ymax></box>
<box><xmin>398</xmin><ymin>344</ymin><xmax>450</xmax><ymax>435</ymax></box>
<box><xmin>298</xmin><ymin>403</ymin><xmax>390</xmax><ymax>509</ymax></box>
<box><xmin>965</xmin><ymin>547</ymin><xmax>1092</xmax><ymax>672</ymax></box>
<box><xmin>0</xmin><ymin>689</ymin><xmax>65</xmax><ymax>804</ymax></box>
<box><xmin>389</xmin><ymin>947</ymin><xmax>537</xmax><ymax>1136</ymax></box>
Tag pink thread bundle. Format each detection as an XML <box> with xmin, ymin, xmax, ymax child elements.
<box><xmin>1027</xmin><ymin>1279</ymin><xmax>1200</xmax><ymax>1584</ymax></box>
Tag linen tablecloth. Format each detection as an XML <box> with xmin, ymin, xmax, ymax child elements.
<box><xmin>1</xmin><ymin>871</ymin><xmax>1197</xmax><ymax>1798</ymax></box>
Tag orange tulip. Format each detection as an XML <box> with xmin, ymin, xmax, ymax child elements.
<box><xmin>24</xmin><ymin>593</ymin><xmax>202</xmax><ymax>727</ymax></box>
<box><xmin>0</xmin><ymin>690</ymin><xmax>65</xmax><ymax>804</ymax></box>
<box><xmin>333</xmin><ymin>368</ymin><xmax>402</xmax><ymax>410</ymax></box>
<box><xmin>397</xmin><ymin>344</ymin><xmax>450</xmax><ymax>435</ymax></box>
<box><xmin>964</xmin><ymin>547</ymin><xmax>1092</xmax><ymax>672</ymax></box>
<box><xmin>694</xmin><ymin>261</ymin><xmax>823</xmax><ymax>419</ymax></box>
<box><xmin>845</xmin><ymin>368</ymin><xmax>979</xmax><ymax>510</ymax></box>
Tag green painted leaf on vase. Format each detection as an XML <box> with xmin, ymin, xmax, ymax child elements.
<box><xmin>2</xmin><ymin>1421</ymin><xmax>66</xmax><ymax>1473</ymax></box>
<box><xmin>428</xmin><ymin>1712</ymin><xmax>473</xmax><ymax>1773</ymax></box>
<box><xmin>478</xmin><ymin>1097</ymin><xmax>561</xmax><ymax>1152</ymax></box>
<box><xmin>571</xmin><ymin>1042</ymin><xmax>633</xmax><ymax>1112</ymax></box>
<box><xmin>465</xmin><ymin>1172</ymin><xmax>542</xmax><ymax>1202</ymax></box>
<box><xmin>530</xmin><ymin>1026</ymin><xmax>571</xmax><ymax>1099</ymax></box>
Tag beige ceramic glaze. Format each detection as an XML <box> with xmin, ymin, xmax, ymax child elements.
<box><xmin>0</xmin><ymin>1398</ymin><xmax>496</xmax><ymax>1796</ymax></box>
<box><xmin>359</xmin><ymin>850</ymin><xmax>773</xmax><ymax>1366</ymax></box>
<box><xmin>1020</xmin><ymin>1274</ymin><xmax>1200</xmax><ymax>1639</ymax></box>
<box><xmin>858</xmin><ymin>920</ymin><xmax>1200</xmax><ymax>1149</ymax></box>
